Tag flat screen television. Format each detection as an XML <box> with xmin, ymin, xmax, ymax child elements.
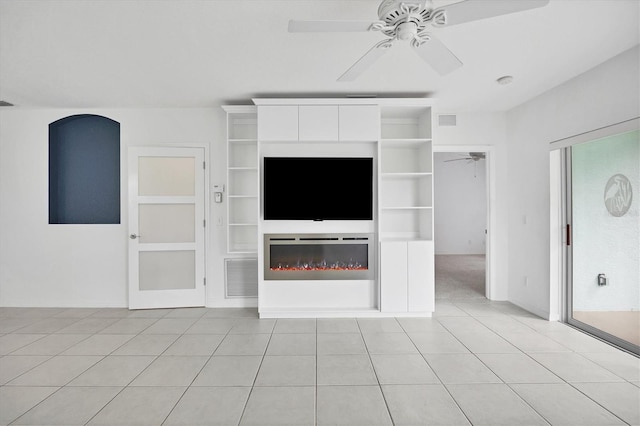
<box><xmin>264</xmin><ymin>157</ymin><xmax>373</xmax><ymax>220</ymax></box>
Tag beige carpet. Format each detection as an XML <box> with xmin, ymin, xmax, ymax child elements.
<box><xmin>435</xmin><ymin>254</ymin><xmax>486</xmax><ymax>299</ymax></box>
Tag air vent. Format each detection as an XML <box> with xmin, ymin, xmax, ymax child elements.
<box><xmin>225</xmin><ymin>258</ymin><xmax>258</xmax><ymax>298</ymax></box>
<box><xmin>438</xmin><ymin>114</ymin><xmax>457</xmax><ymax>127</ymax></box>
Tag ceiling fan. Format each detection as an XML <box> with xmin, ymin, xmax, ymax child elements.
<box><xmin>288</xmin><ymin>0</ymin><xmax>550</xmax><ymax>81</ymax></box>
<box><xmin>444</xmin><ymin>152</ymin><xmax>486</xmax><ymax>163</ymax></box>
<box><xmin>444</xmin><ymin>152</ymin><xmax>486</xmax><ymax>177</ymax></box>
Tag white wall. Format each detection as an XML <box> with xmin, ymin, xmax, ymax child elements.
<box><xmin>506</xmin><ymin>45</ymin><xmax>640</xmax><ymax>319</ymax></box>
<box><xmin>433</xmin><ymin>152</ymin><xmax>487</xmax><ymax>255</ymax></box>
<box><xmin>0</xmin><ymin>106</ymin><xmax>510</xmax><ymax>307</ymax></box>
<box><xmin>434</xmin><ymin>112</ymin><xmax>509</xmax><ymax>300</ymax></box>
<box><xmin>3</xmin><ymin>43</ymin><xmax>637</xmax><ymax>315</ymax></box>
<box><xmin>0</xmin><ymin>108</ymin><xmax>229</xmax><ymax>307</ymax></box>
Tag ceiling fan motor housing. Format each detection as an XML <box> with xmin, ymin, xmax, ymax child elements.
<box><xmin>376</xmin><ymin>0</ymin><xmax>447</xmax><ymax>41</ymax></box>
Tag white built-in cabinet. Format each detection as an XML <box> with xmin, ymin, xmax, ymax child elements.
<box><xmin>299</xmin><ymin>106</ymin><xmax>338</xmax><ymax>141</ymax></box>
<box><xmin>257</xmin><ymin>104</ymin><xmax>379</xmax><ymax>142</ymax></box>
<box><xmin>223</xmin><ymin>99</ymin><xmax>434</xmax><ymax>317</ymax></box>
<box><xmin>380</xmin><ymin>240</ymin><xmax>434</xmax><ymax>312</ymax></box>
<box><xmin>257</xmin><ymin>106</ymin><xmax>298</xmax><ymax>141</ymax></box>
<box><xmin>339</xmin><ymin>105</ymin><xmax>379</xmax><ymax>141</ymax></box>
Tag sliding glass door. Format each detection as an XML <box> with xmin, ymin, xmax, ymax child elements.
<box><xmin>565</xmin><ymin>126</ymin><xmax>639</xmax><ymax>354</ymax></box>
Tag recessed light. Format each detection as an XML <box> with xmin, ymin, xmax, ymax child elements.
<box><xmin>496</xmin><ymin>75</ymin><xmax>514</xmax><ymax>85</ymax></box>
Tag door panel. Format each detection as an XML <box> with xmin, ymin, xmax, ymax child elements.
<box><xmin>138</xmin><ymin>156</ymin><xmax>196</xmax><ymax>196</ymax></box>
<box><xmin>139</xmin><ymin>204</ymin><xmax>196</xmax><ymax>243</ymax></box>
<box><xmin>139</xmin><ymin>251</ymin><xmax>196</xmax><ymax>291</ymax></box>
<box><xmin>128</xmin><ymin>147</ymin><xmax>205</xmax><ymax>309</ymax></box>
<box><xmin>567</xmin><ymin>128</ymin><xmax>639</xmax><ymax>354</ymax></box>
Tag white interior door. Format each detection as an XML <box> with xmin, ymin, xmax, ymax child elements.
<box><xmin>128</xmin><ymin>147</ymin><xmax>206</xmax><ymax>309</ymax></box>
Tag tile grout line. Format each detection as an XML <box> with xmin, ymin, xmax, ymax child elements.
<box><xmin>402</xmin><ymin>317</ymin><xmax>476</xmax><ymax>426</ymax></box>
<box><xmin>2</xmin><ymin>311</ymin><xmax>150</xmax><ymax>424</ymax></box>
<box><xmin>356</xmin><ymin>317</ymin><xmax>397</xmax><ymax>426</ymax></box>
<box><xmin>82</xmin><ymin>314</ymin><xmax>181</xmax><ymax>425</ymax></box>
<box><xmin>445</xmin><ymin>302</ymin><xmax>632</xmax><ymax>425</ymax></box>
<box><xmin>236</xmin><ymin>317</ymin><xmax>275</xmax><ymax>426</ymax></box>
<box><xmin>441</xmin><ymin>305</ymin><xmax>560</xmax><ymax>425</ymax></box>
<box><xmin>158</xmin><ymin>310</ymin><xmax>215</xmax><ymax>426</ymax></box>
<box><xmin>82</xmin><ymin>309</ymin><xmax>203</xmax><ymax>426</ymax></box>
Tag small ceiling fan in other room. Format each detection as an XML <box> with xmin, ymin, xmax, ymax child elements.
<box><xmin>288</xmin><ymin>0</ymin><xmax>549</xmax><ymax>81</ymax></box>
<box><xmin>444</xmin><ymin>152</ymin><xmax>486</xmax><ymax>177</ymax></box>
<box><xmin>444</xmin><ymin>152</ymin><xmax>486</xmax><ymax>163</ymax></box>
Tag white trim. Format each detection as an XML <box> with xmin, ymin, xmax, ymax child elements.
<box><xmin>432</xmin><ymin>145</ymin><xmax>496</xmax><ymax>300</ymax></box>
<box><xmin>548</xmin><ymin>149</ymin><xmax>563</xmax><ymax>321</ymax></box>
<box><xmin>252</xmin><ymin>98</ymin><xmax>437</xmax><ymax>107</ymax></box>
<box><xmin>549</xmin><ymin>117</ymin><xmax>639</xmax><ymax>149</ymax></box>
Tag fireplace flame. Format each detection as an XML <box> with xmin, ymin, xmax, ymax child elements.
<box><xmin>271</xmin><ymin>258</ymin><xmax>367</xmax><ymax>272</ymax></box>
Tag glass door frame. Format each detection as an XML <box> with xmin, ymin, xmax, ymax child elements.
<box><xmin>558</xmin><ymin>118</ymin><xmax>639</xmax><ymax>356</ymax></box>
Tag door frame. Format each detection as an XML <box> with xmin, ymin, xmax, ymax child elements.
<box><xmin>432</xmin><ymin>145</ymin><xmax>495</xmax><ymax>300</ymax></box>
<box><xmin>551</xmin><ymin>117</ymin><xmax>639</xmax><ymax>355</ymax></box>
<box><xmin>127</xmin><ymin>145</ymin><xmax>210</xmax><ymax>309</ymax></box>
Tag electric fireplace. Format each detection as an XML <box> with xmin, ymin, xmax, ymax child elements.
<box><xmin>264</xmin><ymin>234</ymin><xmax>375</xmax><ymax>280</ymax></box>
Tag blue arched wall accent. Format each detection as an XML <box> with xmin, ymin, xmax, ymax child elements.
<box><xmin>49</xmin><ymin>114</ymin><xmax>121</xmax><ymax>224</ymax></box>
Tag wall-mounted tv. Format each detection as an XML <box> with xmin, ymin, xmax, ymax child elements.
<box><xmin>264</xmin><ymin>157</ymin><xmax>373</xmax><ymax>221</ymax></box>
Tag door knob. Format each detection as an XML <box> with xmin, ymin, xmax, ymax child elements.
<box><xmin>130</xmin><ymin>234</ymin><xmax>141</xmax><ymax>240</ymax></box>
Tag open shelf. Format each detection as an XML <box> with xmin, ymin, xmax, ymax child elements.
<box><xmin>380</xmin><ymin>106</ymin><xmax>432</xmax><ymax>140</ymax></box>
<box><xmin>224</xmin><ymin>106</ymin><xmax>258</xmax><ymax>254</ymax></box>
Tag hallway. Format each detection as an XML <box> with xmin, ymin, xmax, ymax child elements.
<box><xmin>435</xmin><ymin>254</ymin><xmax>486</xmax><ymax>300</ymax></box>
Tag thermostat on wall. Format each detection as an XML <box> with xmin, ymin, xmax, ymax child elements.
<box><xmin>213</xmin><ymin>184</ymin><xmax>224</xmax><ymax>203</ymax></box>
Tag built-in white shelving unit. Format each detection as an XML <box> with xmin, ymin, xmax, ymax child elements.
<box><xmin>378</xmin><ymin>105</ymin><xmax>434</xmax><ymax>314</ymax></box>
<box><xmin>379</xmin><ymin>106</ymin><xmax>433</xmax><ymax>242</ymax></box>
<box><xmin>223</xmin><ymin>106</ymin><xmax>258</xmax><ymax>254</ymax></box>
<box><xmin>223</xmin><ymin>99</ymin><xmax>434</xmax><ymax>317</ymax></box>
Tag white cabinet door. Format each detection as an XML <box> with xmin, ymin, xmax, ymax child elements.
<box><xmin>258</xmin><ymin>106</ymin><xmax>298</xmax><ymax>141</ymax></box>
<box><xmin>299</xmin><ymin>105</ymin><xmax>339</xmax><ymax>141</ymax></box>
<box><xmin>380</xmin><ymin>240</ymin><xmax>434</xmax><ymax>313</ymax></box>
<box><xmin>408</xmin><ymin>240</ymin><xmax>434</xmax><ymax>312</ymax></box>
<box><xmin>339</xmin><ymin>105</ymin><xmax>380</xmax><ymax>141</ymax></box>
<box><xmin>380</xmin><ymin>241</ymin><xmax>408</xmax><ymax>312</ymax></box>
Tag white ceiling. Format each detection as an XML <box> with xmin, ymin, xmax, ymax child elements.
<box><xmin>1</xmin><ymin>0</ymin><xmax>638</xmax><ymax>111</ymax></box>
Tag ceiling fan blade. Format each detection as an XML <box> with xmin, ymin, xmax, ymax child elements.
<box><xmin>288</xmin><ymin>20</ymin><xmax>374</xmax><ymax>33</ymax></box>
<box><xmin>437</xmin><ymin>0</ymin><xmax>550</xmax><ymax>27</ymax></box>
<box><xmin>338</xmin><ymin>39</ymin><xmax>394</xmax><ymax>82</ymax></box>
<box><xmin>444</xmin><ymin>158</ymin><xmax>471</xmax><ymax>162</ymax></box>
<box><xmin>411</xmin><ymin>35</ymin><xmax>462</xmax><ymax>76</ymax></box>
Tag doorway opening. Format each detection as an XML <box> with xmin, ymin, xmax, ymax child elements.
<box><xmin>433</xmin><ymin>150</ymin><xmax>488</xmax><ymax>300</ymax></box>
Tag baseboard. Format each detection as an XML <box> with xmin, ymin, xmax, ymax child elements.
<box><xmin>508</xmin><ymin>298</ymin><xmax>552</xmax><ymax>320</ymax></box>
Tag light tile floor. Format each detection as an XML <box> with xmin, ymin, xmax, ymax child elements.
<box><xmin>0</xmin><ymin>300</ymin><xmax>639</xmax><ymax>425</ymax></box>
